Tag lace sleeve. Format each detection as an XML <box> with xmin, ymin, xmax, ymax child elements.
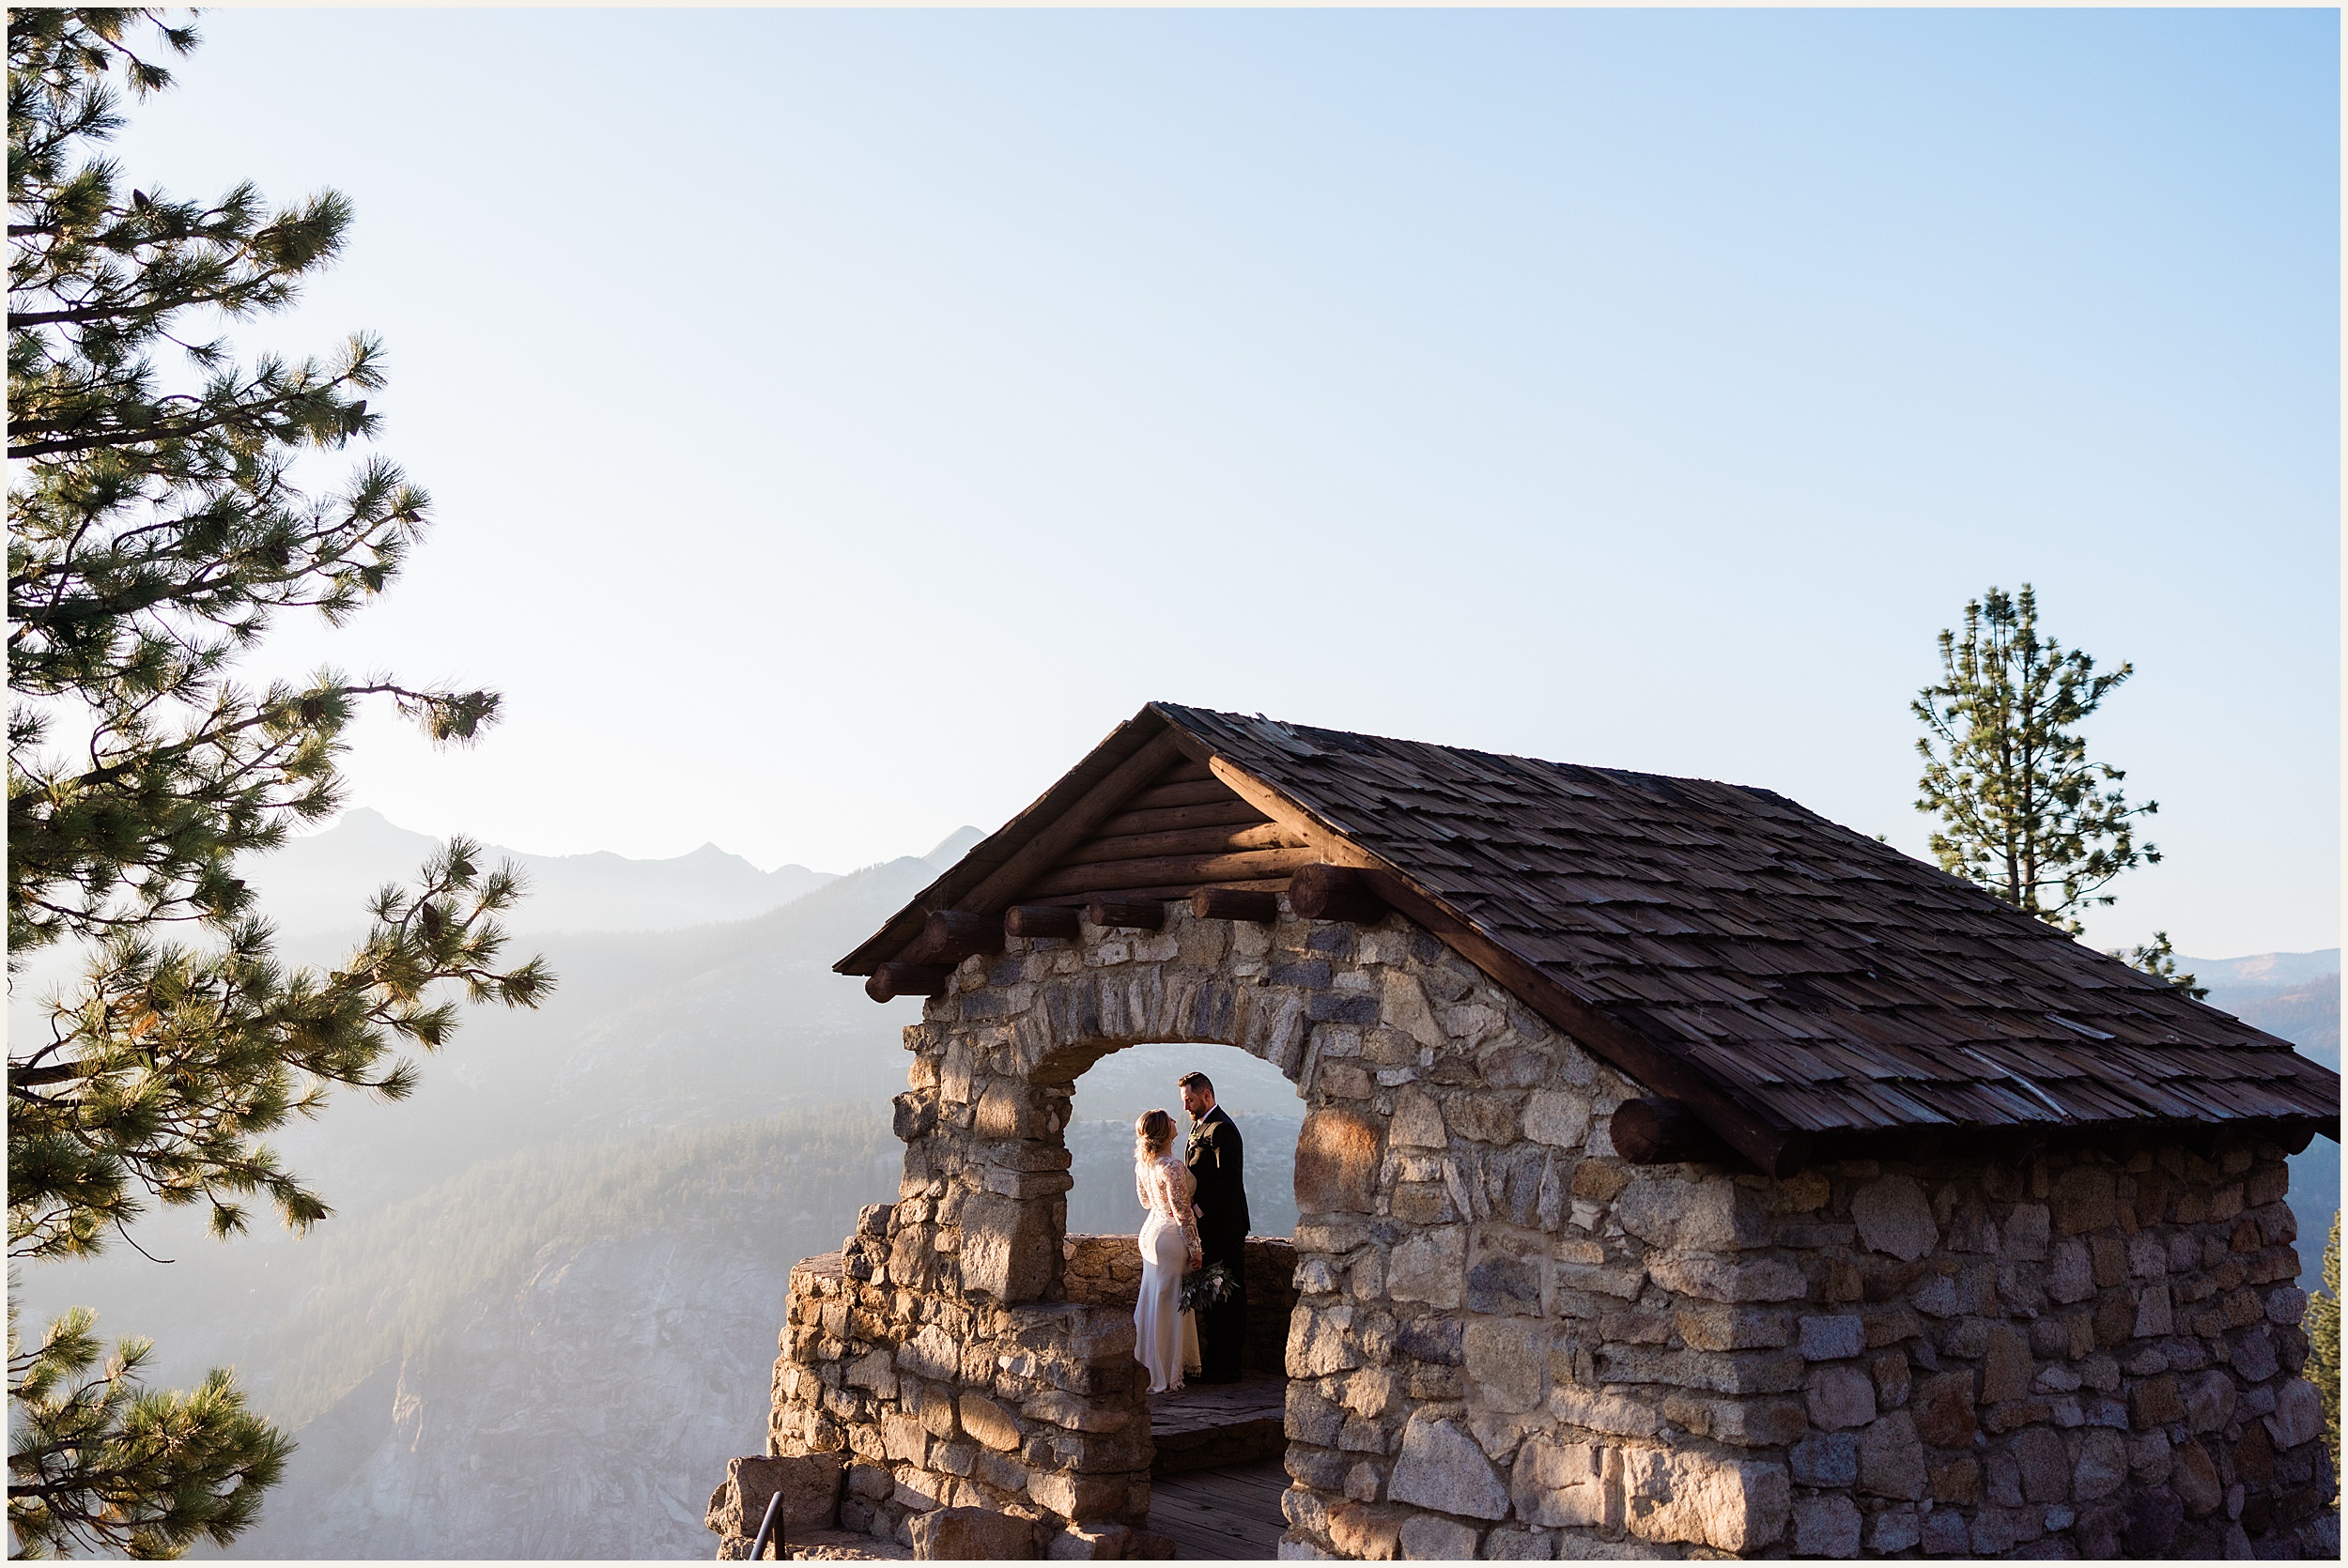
<box><xmin>1166</xmin><ymin>1158</ymin><xmax>1200</xmax><ymax>1255</ymax></box>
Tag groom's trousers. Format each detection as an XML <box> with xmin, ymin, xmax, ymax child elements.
<box><xmin>1197</xmin><ymin>1224</ymin><xmax>1248</xmax><ymax>1381</ymax></box>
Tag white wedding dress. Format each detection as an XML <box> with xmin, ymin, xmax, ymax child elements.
<box><xmin>1134</xmin><ymin>1152</ymin><xmax>1201</xmax><ymax>1393</ymax></box>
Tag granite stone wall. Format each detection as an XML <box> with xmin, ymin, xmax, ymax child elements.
<box><xmin>1060</xmin><ymin>1234</ymin><xmax>1299</xmax><ymax>1376</ymax></box>
<box><xmin>760</xmin><ymin>897</ymin><xmax>2334</xmax><ymax>1559</ymax></box>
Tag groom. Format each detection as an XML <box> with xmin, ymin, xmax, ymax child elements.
<box><xmin>1179</xmin><ymin>1070</ymin><xmax>1250</xmax><ymax>1384</ymax></box>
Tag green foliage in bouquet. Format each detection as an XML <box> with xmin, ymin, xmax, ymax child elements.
<box><xmin>1179</xmin><ymin>1261</ymin><xmax>1240</xmax><ymax>1314</ymax></box>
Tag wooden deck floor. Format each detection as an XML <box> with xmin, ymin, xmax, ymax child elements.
<box><xmin>1149</xmin><ymin>1370</ymin><xmax>1288</xmax><ymax>1474</ymax></box>
<box><xmin>1145</xmin><ymin>1457</ymin><xmax>1289</xmax><ymax>1560</ymax></box>
<box><xmin>1144</xmin><ymin>1373</ymin><xmax>1290</xmax><ymax>1557</ymax></box>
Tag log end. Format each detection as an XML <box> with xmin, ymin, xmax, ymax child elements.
<box><xmin>1085</xmin><ymin>898</ymin><xmax>1166</xmax><ymax>931</ymax></box>
<box><xmin>1289</xmin><ymin>863</ymin><xmax>1387</xmax><ymax>924</ymax></box>
<box><xmin>908</xmin><ymin>908</ymin><xmax>1005</xmax><ymax>965</ymax></box>
<box><xmin>1612</xmin><ymin>1096</ymin><xmax>1738</xmax><ymax>1166</ymax></box>
<box><xmin>867</xmin><ymin>962</ymin><xmax>951</xmax><ymax>1003</ymax></box>
<box><xmin>1006</xmin><ymin>904</ymin><xmax>1080</xmax><ymax>941</ymax></box>
<box><xmin>1191</xmin><ymin>887</ymin><xmax>1280</xmax><ymax>923</ymax></box>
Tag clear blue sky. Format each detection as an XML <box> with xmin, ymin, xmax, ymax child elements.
<box><xmin>116</xmin><ymin>8</ymin><xmax>2339</xmax><ymax>958</ymax></box>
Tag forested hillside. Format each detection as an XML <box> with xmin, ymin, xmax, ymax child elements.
<box><xmin>10</xmin><ymin>844</ymin><xmax>947</xmax><ymax>1560</ymax></box>
<box><xmin>2227</xmin><ymin>976</ymin><xmax>2341</xmax><ymax>1069</ymax></box>
<box><xmin>213</xmin><ymin>1111</ymin><xmax>902</xmax><ymax>1560</ymax></box>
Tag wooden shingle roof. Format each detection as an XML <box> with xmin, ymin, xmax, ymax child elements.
<box><xmin>841</xmin><ymin>703</ymin><xmax>2340</xmax><ymax>1173</ymax></box>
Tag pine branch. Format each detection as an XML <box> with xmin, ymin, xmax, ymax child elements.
<box><xmin>7</xmin><ymin>11</ymin><xmax>552</xmax><ymax>1552</ymax></box>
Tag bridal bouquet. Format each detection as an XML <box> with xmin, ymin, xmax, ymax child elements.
<box><xmin>1179</xmin><ymin>1261</ymin><xmax>1240</xmax><ymax>1314</ymax></box>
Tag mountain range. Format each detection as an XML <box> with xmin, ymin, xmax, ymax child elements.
<box><xmin>234</xmin><ymin>807</ymin><xmax>987</xmax><ymax>938</ymax></box>
<box><xmin>2180</xmin><ymin>949</ymin><xmax>2340</xmax><ymax>1071</ymax></box>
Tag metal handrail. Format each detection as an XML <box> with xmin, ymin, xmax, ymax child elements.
<box><xmin>747</xmin><ymin>1484</ymin><xmax>785</xmax><ymax>1561</ymax></box>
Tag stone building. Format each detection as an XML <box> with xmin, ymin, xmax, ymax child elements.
<box><xmin>744</xmin><ymin>702</ymin><xmax>2339</xmax><ymax>1560</ymax></box>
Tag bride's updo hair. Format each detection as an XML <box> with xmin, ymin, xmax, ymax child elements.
<box><xmin>1134</xmin><ymin>1108</ymin><xmax>1177</xmax><ymax>1163</ymax></box>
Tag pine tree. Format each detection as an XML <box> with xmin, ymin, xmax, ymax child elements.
<box><xmin>2306</xmin><ymin>1212</ymin><xmax>2340</xmax><ymax>1486</ymax></box>
<box><xmin>8</xmin><ymin>11</ymin><xmax>552</xmax><ymax>1555</ymax></box>
<box><xmin>1912</xmin><ymin>584</ymin><xmax>2174</xmax><ymax>952</ymax></box>
<box><xmin>2109</xmin><ymin>930</ymin><xmax>2208</xmax><ymax>1003</ymax></box>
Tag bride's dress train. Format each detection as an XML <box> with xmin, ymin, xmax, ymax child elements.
<box><xmin>1134</xmin><ymin>1153</ymin><xmax>1199</xmax><ymax>1393</ymax></box>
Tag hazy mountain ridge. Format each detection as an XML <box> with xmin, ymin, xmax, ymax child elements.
<box><xmin>2181</xmin><ymin>948</ymin><xmax>2341</xmax><ymax>994</ymax></box>
<box><xmin>207</xmin><ymin>852</ymin><xmax>946</xmax><ymax>1220</ymax></box>
<box><xmin>238</xmin><ymin>807</ymin><xmax>843</xmax><ymax>937</ymax></box>
<box><xmin>2183</xmin><ymin>949</ymin><xmax>2340</xmax><ymax>1072</ymax></box>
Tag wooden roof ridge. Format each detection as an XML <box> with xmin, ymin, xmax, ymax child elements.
<box><xmin>835</xmin><ymin>707</ymin><xmax>1189</xmax><ymax>976</ymax></box>
<box><xmin>837</xmin><ymin>701</ymin><xmax>2341</xmax><ymax>1171</ymax></box>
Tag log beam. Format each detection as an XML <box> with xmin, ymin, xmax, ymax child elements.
<box><xmin>1612</xmin><ymin>1097</ymin><xmax>1741</xmax><ymax>1166</ymax></box>
<box><xmin>1289</xmin><ymin>863</ymin><xmax>1389</xmax><ymax>924</ymax></box>
<box><xmin>1121</xmin><ymin>777</ymin><xmax>1241</xmax><ymax>812</ymax></box>
<box><xmin>1086</xmin><ymin>898</ymin><xmax>1166</xmax><ymax>931</ymax></box>
<box><xmin>1006</xmin><ymin>904</ymin><xmax>1080</xmax><ymax>940</ymax></box>
<box><xmin>1191</xmin><ymin>887</ymin><xmax>1280</xmax><ymax>923</ymax></box>
<box><xmin>1017</xmin><ymin>878</ymin><xmax>1290</xmax><ymax>908</ymax></box>
<box><xmin>1197</xmin><ymin>757</ymin><xmax>1383</xmax><ymax>870</ymax></box>
<box><xmin>867</xmin><ymin>963</ymin><xmax>951</xmax><ymax>1003</ymax></box>
<box><xmin>951</xmin><ymin>728</ymin><xmax>1189</xmax><ymax>916</ymax></box>
<box><xmin>1060</xmin><ymin>821</ymin><xmax>1304</xmax><ymax>868</ymax></box>
<box><xmin>1090</xmin><ymin>800</ymin><xmax>1268</xmax><ymax>838</ymax></box>
<box><xmin>1026</xmin><ymin>846</ymin><xmax>1321</xmax><ymax>900</ymax></box>
<box><xmin>906</xmin><ymin>909</ymin><xmax>1004</xmax><ymax>966</ymax></box>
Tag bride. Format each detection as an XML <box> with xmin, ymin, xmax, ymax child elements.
<box><xmin>1132</xmin><ymin>1108</ymin><xmax>1203</xmax><ymax>1394</ymax></box>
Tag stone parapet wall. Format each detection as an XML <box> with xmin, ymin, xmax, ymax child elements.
<box><xmin>1244</xmin><ymin>1237</ymin><xmax>1303</xmax><ymax>1376</ymax></box>
<box><xmin>1061</xmin><ymin>1234</ymin><xmax>1300</xmax><ymax>1376</ymax></box>
<box><xmin>770</xmin><ymin>1239</ymin><xmax>1153</xmax><ymax>1549</ymax></box>
<box><xmin>759</xmin><ymin>896</ymin><xmax>2334</xmax><ymax>1559</ymax></box>
<box><xmin>1058</xmin><ymin>1235</ymin><xmax>1145</xmax><ymax>1310</ymax></box>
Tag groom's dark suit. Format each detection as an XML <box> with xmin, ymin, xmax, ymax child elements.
<box><xmin>1185</xmin><ymin>1104</ymin><xmax>1250</xmax><ymax>1382</ymax></box>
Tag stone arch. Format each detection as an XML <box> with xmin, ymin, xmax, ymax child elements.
<box><xmin>935</xmin><ymin>913</ymin><xmax>1458</xmax><ymax>1478</ymax></box>
<box><xmin>1023</xmin><ymin>976</ymin><xmax>1312</xmax><ymax>1259</ymax></box>
<box><xmin>1049</xmin><ymin>1034</ymin><xmax>1309</xmax><ymax>1423</ymax></box>
<box><xmin>907</xmin><ymin>912</ymin><xmax>1380</xmax><ymax>1311</ymax></box>
<box><xmin>1019</xmin><ymin>986</ymin><xmax>1307</xmax><ymax>1243</ymax></box>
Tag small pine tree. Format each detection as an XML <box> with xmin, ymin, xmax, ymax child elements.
<box><xmin>2305</xmin><ymin>1211</ymin><xmax>2340</xmax><ymax>1486</ymax></box>
<box><xmin>8</xmin><ymin>10</ymin><xmax>551</xmax><ymax>1555</ymax></box>
<box><xmin>2110</xmin><ymin>930</ymin><xmax>2209</xmax><ymax>1003</ymax></box>
<box><xmin>1913</xmin><ymin>584</ymin><xmax>2166</xmax><ymax>940</ymax></box>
